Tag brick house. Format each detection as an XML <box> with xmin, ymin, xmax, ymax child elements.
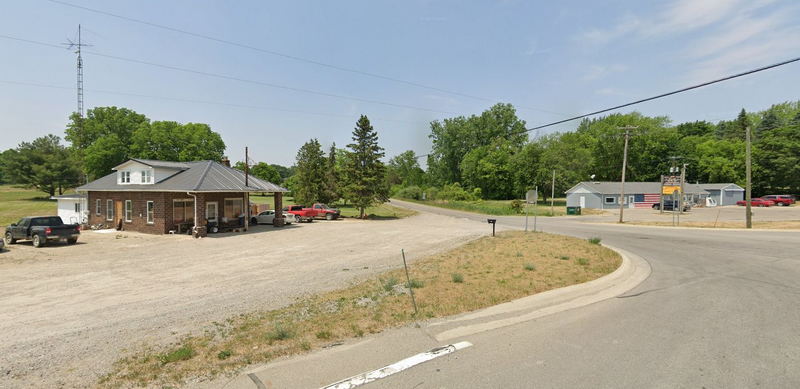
<box><xmin>77</xmin><ymin>159</ymin><xmax>288</xmax><ymax>234</ymax></box>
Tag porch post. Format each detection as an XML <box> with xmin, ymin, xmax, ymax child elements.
<box><xmin>244</xmin><ymin>192</ymin><xmax>249</xmax><ymax>231</ymax></box>
<box><xmin>274</xmin><ymin>192</ymin><xmax>284</xmax><ymax>227</ymax></box>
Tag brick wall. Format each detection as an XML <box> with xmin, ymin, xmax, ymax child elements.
<box><xmin>86</xmin><ymin>191</ymin><xmax>249</xmax><ymax>234</ymax></box>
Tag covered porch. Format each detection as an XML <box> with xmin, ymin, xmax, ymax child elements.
<box><xmin>173</xmin><ymin>191</ymin><xmax>286</xmax><ymax>236</ymax></box>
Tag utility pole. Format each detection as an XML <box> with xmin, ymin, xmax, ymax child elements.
<box><xmin>244</xmin><ymin>146</ymin><xmax>249</xmax><ymax>187</ymax></box>
<box><xmin>745</xmin><ymin>126</ymin><xmax>752</xmax><ymax>229</ymax></box>
<box><xmin>550</xmin><ymin>169</ymin><xmax>555</xmax><ymax>216</ymax></box>
<box><xmin>618</xmin><ymin>126</ymin><xmax>637</xmax><ymax>223</ymax></box>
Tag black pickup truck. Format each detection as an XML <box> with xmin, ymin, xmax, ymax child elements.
<box><xmin>4</xmin><ymin>216</ymin><xmax>80</xmax><ymax>247</ymax></box>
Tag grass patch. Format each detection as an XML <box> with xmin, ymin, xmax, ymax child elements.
<box><xmin>588</xmin><ymin>237</ymin><xmax>602</xmax><ymax>245</ymax></box>
<box><xmin>337</xmin><ymin>202</ymin><xmax>417</xmax><ymax>219</ymax></box>
<box><xmin>158</xmin><ymin>345</ymin><xmax>195</xmax><ymax>365</ymax></box>
<box><xmin>406</xmin><ymin>279</ymin><xmax>425</xmax><ymax>289</ymax></box>
<box><xmin>101</xmin><ymin>231</ymin><xmax>621</xmax><ymax>388</ymax></box>
<box><xmin>0</xmin><ymin>185</ymin><xmax>60</xmax><ymax>229</ymax></box>
<box><xmin>399</xmin><ymin>197</ymin><xmax>604</xmax><ymax>217</ymax></box>
<box><xmin>577</xmin><ymin>258</ymin><xmax>590</xmax><ymax>266</ymax></box>
<box><xmin>216</xmin><ymin>350</ymin><xmax>232</xmax><ymax>360</ymax></box>
<box><xmin>523</xmin><ymin>263</ymin><xmax>536</xmax><ymax>271</ymax></box>
<box><xmin>451</xmin><ymin>273</ymin><xmax>465</xmax><ymax>283</ymax></box>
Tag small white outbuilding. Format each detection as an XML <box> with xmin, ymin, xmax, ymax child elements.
<box><xmin>51</xmin><ymin>193</ymin><xmax>88</xmax><ymax>225</ymax></box>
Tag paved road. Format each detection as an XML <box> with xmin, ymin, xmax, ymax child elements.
<box><xmin>368</xmin><ymin>200</ymin><xmax>800</xmax><ymax>388</ymax></box>
<box><xmin>217</xmin><ymin>200</ymin><xmax>800</xmax><ymax>389</ymax></box>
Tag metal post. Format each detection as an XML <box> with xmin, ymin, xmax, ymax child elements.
<box><xmin>745</xmin><ymin>126</ymin><xmax>752</xmax><ymax>229</ymax></box>
<box><xmin>550</xmin><ymin>169</ymin><xmax>556</xmax><ymax>216</ymax></box>
<box><xmin>533</xmin><ymin>186</ymin><xmax>538</xmax><ymax>232</ymax></box>
<box><xmin>659</xmin><ymin>175</ymin><xmax>664</xmax><ymax>214</ymax></box>
<box><xmin>401</xmin><ymin>249</ymin><xmax>418</xmax><ymax>316</ymax></box>
<box><xmin>524</xmin><ymin>202</ymin><xmax>528</xmax><ymax>232</ymax></box>
<box><xmin>619</xmin><ymin>128</ymin><xmax>631</xmax><ymax>223</ymax></box>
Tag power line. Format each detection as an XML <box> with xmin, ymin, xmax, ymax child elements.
<box><xmin>0</xmin><ymin>34</ymin><xmax>460</xmax><ymax>115</ymax></box>
<box><xmin>0</xmin><ymin>79</ymin><xmax>429</xmax><ymax>125</ymax></box>
<box><xmin>416</xmin><ymin>55</ymin><xmax>800</xmax><ymax>159</ymax></box>
<box><xmin>45</xmin><ymin>0</ymin><xmax>566</xmax><ymax>116</ymax></box>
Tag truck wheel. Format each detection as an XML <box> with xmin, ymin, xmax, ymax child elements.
<box><xmin>67</xmin><ymin>238</ymin><xmax>78</xmax><ymax>245</ymax></box>
<box><xmin>4</xmin><ymin>232</ymin><xmax>16</xmax><ymax>245</ymax></box>
<box><xmin>326</xmin><ymin>213</ymin><xmax>333</xmax><ymax>220</ymax></box>
<box><xmin>32</xmin><ymin>234</ymin><xmax>45</xmax><ymax>248</ymax></box>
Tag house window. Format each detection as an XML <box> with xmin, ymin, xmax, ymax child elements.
<box><xmin>146</xmin><ymin>201</ymin><xmax>154</xmax><ymax>224</ymax></box>
<box><xmin>96</xmin><ymin>199</ymin><xmax>101</xmax><ymax>215</ymax></box>
<box><xmin>120</xmin><ymin>171</ymin><xmax>131</xmax><ymax>183</ymax></box>
<box><xmin>141</xmin><ymin>170</ymin><xmax>152</xmax><ymax>184</ymax></box>
<box><xmin>125</xmin><ymin>200</ymin><xmax>132</xmax><ymax>222</ymax></box>
<box><xmin>173</xmin><ymin>199</ymin><xmax>194</xmax><ymax>223</ymax></box>
<box><xmin>74</xmin><ymin>202</ymin><xmax>81</xmax><ymax>213</ymax></box>
<box><xmin>224</xmin><ymin>198</ymin><xmax>244</xmax><ymax>219</ymax></box>
<box><xmin>106</xmin><ymin>199</ymin><xmax>113</xmax><ymax>221</ymax></box>
<box><xmin>604</xmin><ymin>197</ymin><xmax>616</xmax><ymax>204</ymax></box>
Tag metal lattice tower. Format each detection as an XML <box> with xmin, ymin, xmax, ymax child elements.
<box><xmin>63</xmin><ymin>25</ymin><xmax>91</xmax><ymax>118</ymax></box>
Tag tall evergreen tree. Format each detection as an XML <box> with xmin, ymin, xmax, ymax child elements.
<box><xmin>4</xmin><ymin>135</ymin><xmax>82</xmax><ymax>196</ymax></box>
<box><xmin>293</xmin><ymin>139</ymin><xmax>327</xmax><ymax>205</ymax></box>
<box><xmin>342</xmin><ymin>115</ymin><xmax>389</xmax><ymax>218</ymax></box>
<box><xmin>320</xmin><ymin>143</ymin><xmax>340</xmax><ymax>204</ymax></box>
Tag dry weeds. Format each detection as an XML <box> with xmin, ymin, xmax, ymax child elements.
<box><xmin>101</xmin><ymin>231</ymin><xmax>620</xmax><ymax>388</ymax></box>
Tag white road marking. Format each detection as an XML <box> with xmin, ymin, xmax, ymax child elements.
<box><xmin>320</xmin><ymin>341</ymin><xmax>473</xmax><ymax>389</ymax></box>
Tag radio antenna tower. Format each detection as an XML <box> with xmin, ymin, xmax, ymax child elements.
<box><xmin>63</xmin><ymin>25</ymin><xmax>91</xmax><ymax>118</ymax></box>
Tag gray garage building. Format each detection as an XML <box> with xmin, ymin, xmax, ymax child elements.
<box><xmin>565</xmin><ymin>181</ymin><xmax>710</xmax><ymax>210</ymax></box>
<box><xmin>700</xmin><ymin>183</ymin><xmax>744</xmax><ymax>206</ymax></box>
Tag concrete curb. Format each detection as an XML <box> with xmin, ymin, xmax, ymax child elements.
<box><xmin>429</xmin><ymin>243</ymin><xmax>651</xmax><ymax>341</ymax></box>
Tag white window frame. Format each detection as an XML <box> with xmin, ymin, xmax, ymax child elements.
<box><xmin>604</xmin><ymin>196</ymin><xmax>616</xmax><ymax>204</ymax></box>
<box><xmin>146</xmin><ymin>201</ymin><xmax>154</xmax><ymax>224</ymax></box>
<box><xmin>125</xmin><ymin>200</ymin><xmax>132</xmax><ymax>222</ymax></box>
<box><xmin>141</xmin><ymin>170</ymin><xmax>152</xmax><ymax>184</ymax></box>
<box><xmin>96</xmin><ymin>199</ymin><xmax>101</xmax><ymax>215</ymax></box>
<box><xmin>106</xmin><ymin>199</ymin><xmax>114</xmax><ymax>221</ymax></box>
<box><xmin>120</xmin><ymin>171</ymin><xmax>131</xmax><ymax>184</ymax></box>
<box><xmin>74</xmin><ymin>202</ymin><xmax>81</xmax><ymax>213</ymax></box>
<box><xmin>173</xmin><ymin>198</ymin><xmax>194</xmax><ymax>223</ymax></box>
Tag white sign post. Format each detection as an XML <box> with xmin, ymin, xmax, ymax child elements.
<box><xmin>526</xmin><ymin>189</ymin><xmax>537</xmax><ymax>232</ymax></box>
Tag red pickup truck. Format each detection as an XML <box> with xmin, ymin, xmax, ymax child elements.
<box><xmin>762</xmin><ymin>195</ymin><xmax>796</xmax><ymax>206</ymax></box>
<box><xmin>283</xmin><ymin>205</ymin><xmax>320</xmax><ymax>222</ymax></box>
<box><xmin>311</xmin><ymin>203</ymin><xmax>341</xmax><ymax>220</ymax></box>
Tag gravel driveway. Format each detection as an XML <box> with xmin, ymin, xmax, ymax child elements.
<box><xmin>0</xmin><ymin>212</ymin><xmax>486</xmax><ymax>388</ymax></box>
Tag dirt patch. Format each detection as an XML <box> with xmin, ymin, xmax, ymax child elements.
<box><xmin>0</xmin><ymin>213</ymin><xmax>486</xmax><ymax>388</ymax></box>
<box><xmin>100</xmin><ymin>231</ymin><xmax>621</xmax><ymax>388</ymax></box>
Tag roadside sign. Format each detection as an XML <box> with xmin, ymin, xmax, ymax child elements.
<box><xmin>662</xmin><ymin>175</ymin><xmax>680</xmax><ymax>195</ymax></box>
<box><xmin>526</xmin><ymin>189</ymin><xmax>537</xmax><ymax>204</ymax></box>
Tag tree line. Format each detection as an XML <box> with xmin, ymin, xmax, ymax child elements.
<box><xmin>387</xmin><ymin>101</ymin><xmax>800</xmax><ymax>200</ymax></box>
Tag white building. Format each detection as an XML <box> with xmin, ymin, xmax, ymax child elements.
<box><xmin>51</xmin><ymin>193</ymin><xmax>88</xmax><ymax>224</ymax></box>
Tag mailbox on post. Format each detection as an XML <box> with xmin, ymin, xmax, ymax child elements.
<box><xmin>487</xmin><ymin>218</ymin><xmax>497</xmax><ymax>237</ymax></box>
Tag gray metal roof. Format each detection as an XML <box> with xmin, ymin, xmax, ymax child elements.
<box><xmin>700</xmin><ymin>183</ymin><xmax>743</xmax><ymax>191</ymax></box>
<box><xmin>567</xmin><ymin>181</ymin><xmax>709</xmax><ymax>195</ymax></box>
<box><xmin>115</xmin><ymin>159</ymin><xmax>192</xmax><ymax>170</ymax></box>
<box><xmin>77</xmin><ymin>160</ymin><xmax>288</xmax><ymax>193</ymax></box>
<box><xmin>51</xmin><ymin>193</ymin><xmax>87</xmax><ymax>200</ymax></box>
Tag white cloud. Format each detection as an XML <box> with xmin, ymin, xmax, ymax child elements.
<box><xmin>583</xmin><ymin>64</ymin><xmax>629</xmax><ymax>81</ymax></box>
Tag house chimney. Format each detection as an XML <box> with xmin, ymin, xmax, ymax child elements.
<box><xmin>221</xmin><ymin>157</ymin><xmax>231</xmax><ymax>167</ymax></box>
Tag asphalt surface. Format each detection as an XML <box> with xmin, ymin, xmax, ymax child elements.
<box><xmin>371</xmin><ymin>201</ymin><xmax>800</xmax><ymax>388</ymax></box>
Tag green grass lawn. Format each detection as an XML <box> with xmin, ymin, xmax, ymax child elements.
<box><xmin>248</xmin><ymin>193</ymin><xmax>416</xmax><ymax>220</ymax></box>
<box><xmin>0</xmin><ymin>185</ymin><xmax>59</xmax><ymax>227</ymax></box>
<box><xmin>398</xmin><ymin>198</ymin><xmax>583</xmax><ymax>216</ymax></box>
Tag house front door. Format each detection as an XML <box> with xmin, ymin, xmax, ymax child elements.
<box><xmin>115</xmin><ymin>200</ymin><xmax>123</xmax><ymax>229</ymax></box>
<box><xmin>579</xmin><ymin>196</ymin><xmax>586</xmax><ymax>208</ymax></box>
<box><xmin>206</xmin><ymin>202</ymin><xmax>218</xmax><ymax>223</ymax></box>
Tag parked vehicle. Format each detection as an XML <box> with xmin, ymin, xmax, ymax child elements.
<box><xmin>0</xmin><ymin>237</ymin><xmax>4</xmax><ymax>252</ymax></box>
<box><xmin>762</xmin><ymin>195</ymin><xmax>796</xmax><ymax>206</ymax></box>
<box><xmin>282</xmin><ymin>205</ymin><xmax>320</xmax><ymax>223</ymax></box>
<box><xmin>311</xmin><ymin>203</ymin><xmax>341</xmax><ymax>220</ymax></box>
<box><xmin>4</xmin><ymin>216</ymin><xmax>80</xmax><ymax>247</ymax></box>
<box><xmin>652</xmin><ymin>200</ymin><xmax>691</xmax><ymax>212</ymax></box>
<box><xmin>736</xmin><ymin>198</ymin><xmax>776</xmax><ymax>207</ymax></box>
<box><xmin>251</xmin><ymin>210</ymin><xmax>294</xmax><ymax>225</ymax></box>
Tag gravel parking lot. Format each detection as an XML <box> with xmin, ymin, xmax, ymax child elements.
<box><xmin>0</xmin><ymin>213</ymin><xmax>486</xmax><ymax>388</ymax></box>
<box><xmin>582</xmin><ymin>204</ymin><xmax>800</xmax><ymax>225</ymax></box>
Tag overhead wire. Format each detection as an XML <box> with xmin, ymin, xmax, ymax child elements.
<box><xmin>45</xmin><ymin>0</ymin><xmax>566</xmax><ymax>116</ymax></box>
<box><xmin>416</xmin><ymin>55</ymin><xmax>800</xmax><ymax>159</ymax></box>
<box><xmin>0</xmin><ymin>34</ymin><xmax>458</xmax><ymax>115</ymax></box>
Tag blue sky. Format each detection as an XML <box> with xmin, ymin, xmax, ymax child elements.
<box><xmin>1</xmin><ymin>0</ymin><xmax>799</xmax><ymax>166</ymax></box>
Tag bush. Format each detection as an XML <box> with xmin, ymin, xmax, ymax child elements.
<box><xmin>380</xmin><ymin>277</ymin><xmax>399</xmax><ymax>292</ymax></box>
<box><xmin>510</xmin><ymin>199</ymin><xmax>524</xmax><ymax>213</ymax></box>
<box><xmin>395</xmin><ymin>186</ymin><xmax>423</xmax><ymax>200</ymax></box>
<box><xmin>266</xmin><ymin>323</ymin><xmax>295</xmax><ymax>342</ymax></box>
<box><xmin>523</xmin><ymin>263</ymin><xmax>536</xmax><ymax>271</ymax></box>
<box><xmin>438</xmin><ymin>183</ymin><xmax>476</xmax><ymax>201</ymax></box>
<box><xmin>217</xmin><ymin>350</ymin><xmax>232</xmax><ymax>360</ymax></box>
